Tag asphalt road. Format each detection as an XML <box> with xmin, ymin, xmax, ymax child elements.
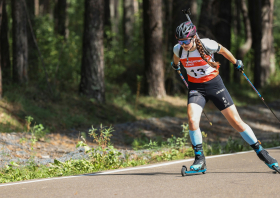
<box><xmin>1</xmin><ymin>148</ymin><xmax>280</xmax><ymax>198</ymax></box>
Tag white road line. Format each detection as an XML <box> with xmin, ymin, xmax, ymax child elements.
<box><xmin>0</xmin><ymin>147</ymin><xmax>279</xmax><ymax>187</ymax></box>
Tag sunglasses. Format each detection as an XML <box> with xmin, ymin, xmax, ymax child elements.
<box><xmin>178</xmin><ymin>37</ymin><xmax>193</xmax><ymax>45</ymax></box>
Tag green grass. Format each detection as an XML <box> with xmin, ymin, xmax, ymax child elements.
<box><xmin>1</xmin><ymin>125</ymin><xmax>280</xmax><ymax>184</ymax></box>
<box><xmin>1</xmin><ymin>135</ymin><xmax>279</xmax><ymax>184</ymax></box>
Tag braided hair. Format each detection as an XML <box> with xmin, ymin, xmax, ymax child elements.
<box><xmin>195</xmin><ymin>39</ymin><xmax>220</xmax><ymax>69</ymax></box>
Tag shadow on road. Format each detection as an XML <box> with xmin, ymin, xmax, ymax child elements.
<box><xmin>81</xmin><ymin>171</ymin><xmax>275</xmax><ymax>177</ymax></box>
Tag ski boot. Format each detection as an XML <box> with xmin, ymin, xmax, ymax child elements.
<box><xmin>251</xmin><ymin>141</ymin><xmax>280</xmax><ymax>174</ymax></box>
<box><xmin>181</xmin><ymin>144</ymin><xmax>207</xmax><ymax>176</ymax></box>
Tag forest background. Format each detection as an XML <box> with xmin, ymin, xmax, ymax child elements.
<box><xmin>0</xmin><ymin>0</ymin><xmax>279</xmax><ymax>138</ymax></box>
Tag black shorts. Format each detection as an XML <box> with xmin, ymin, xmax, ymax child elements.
<box><xmin>188</xmin><ymin>75</ymin><xmax>234</xmax><ymax>111</ymax></box>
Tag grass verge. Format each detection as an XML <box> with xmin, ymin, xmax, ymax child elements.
<box><xmin>1</xmin><ymin>124</ymin><xmax>280</xmax><ymax>184</ymax></box>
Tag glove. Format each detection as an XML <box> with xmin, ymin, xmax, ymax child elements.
<box><xmin>171</xmin><ymin>62</ymin><xmax>180</xmax><ymax>70</ymax></box>
<box><xmin>234</xmin><ymin>60</ymin><xmax>244</xmax><ymax>73</ymax></box>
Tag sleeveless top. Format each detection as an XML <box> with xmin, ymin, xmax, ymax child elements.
<box><xmin>173</xmin><ymin>38</ymin><xmax>221</xmax><ymax>83</ymax></box>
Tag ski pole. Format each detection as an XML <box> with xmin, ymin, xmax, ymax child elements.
<box><xmin>241</xmin><ymin>71</ymin><xmax>280</xmax><ymax>123</ymax></box>
<box><xmin>182</xmin><ymin>9</ymin><xmax>200</xmax><ymax>39</ymax></box>
<box><xmin>175</xmin><ymin>68</ymin><xmax>212</xmax><ymax>126</ymax></box>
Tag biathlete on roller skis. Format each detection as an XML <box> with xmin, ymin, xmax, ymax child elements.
<box><xmin>171</xmin><ymin>20</ymin><xmax>280</xmax><ymax>175</ymax></box>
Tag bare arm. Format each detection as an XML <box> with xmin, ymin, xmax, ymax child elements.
<box><xmin>173</xmin><ymin>54</ymin><xmax>180</xmax><ymax>65</ymax></box>
<box><xmin>217</xmin><ymin>45</ymin><xmax>237</xmax><ymax>64</ymax></box>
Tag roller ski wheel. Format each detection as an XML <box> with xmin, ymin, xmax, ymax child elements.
<box><xmin>181</xmin><ymin>165</ymin><xmax>207</xmax><ymax>176</ymax></box>
<box><xmin>181</xmin><ymin>165</ymin><xmax>187</xmax><ymax>176</ymax></box>
<box><xmin>181</xmin><ymin>144</ymin><xmax>207</xmax><ymax>176</ymax></box>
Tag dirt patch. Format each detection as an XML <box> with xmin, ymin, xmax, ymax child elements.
<box><xmin>1</xmin><ymin>101</ymin><xmax>280</xmax><ymax>166</ymax></box>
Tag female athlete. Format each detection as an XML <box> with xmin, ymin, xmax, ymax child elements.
<box><xmin>172</xmin><ymin>21</ymin><xmax>279</xmax><ymax>172</ymax></box>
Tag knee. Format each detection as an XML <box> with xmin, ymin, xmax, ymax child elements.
<box><xmin>239</xmin><ymin>122</ymin><xmax>249</xmax><ymax>132</ymax></box>
<box><xmin>232</xmin><ymin>117</ymin><xmax>247</xmax><ymax>132</ymax></box>
<box><xmin>188</xmin><ymin>117</ymin><xmax>199</xmax><ymax>130</ymax></box>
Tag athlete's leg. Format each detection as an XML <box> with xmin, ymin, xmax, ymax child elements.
<box><xmin>207</xmin><ymin>77</ymin><xmax>279</xmax><ymax>171</ymax></box>
<box><xmin>222</xmin><ymin>105</ymin><xmax>257</xmax><ymax>144</ymax></box>
<box><xmin>207</xmin><ymin>77</ymin><xmax>257</xmax><ymax>143</ymax></box>
<box><xmin>187</xmin><ymin>103</ymin><xmax>203</xmax><ymax>131</ymax></box>
<box><xmin>221</xmin><ymin>105</ymin><xmax>247</xmax><ymax>132</ymax></box>
<box><xmin>221</xmin><ymin>105</ymin><xmax>279</xmax><ymax>171</ymax></box>
<box><xmin>187</xmin><ymin>83</ymin><xmax>207</xmax><ymax>170</ymax></box>
<box><xmin>187</xmin><ymin>103</ymin><xmax>206</xmax><ymax>170</ymax></box>
<box><xmin>187</xmin><ymin>89</ymin><xmax>206</xmax><ymax>146</ymax></box>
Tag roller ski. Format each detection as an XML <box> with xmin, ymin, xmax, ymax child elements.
<box><xmin>251</xmin><ymin>141</ymin><xmax>280</xmax><ymax>174</ymax></box>
<box><xmin>181</xmin><ymin>144</ymin><xmax>207</xmax><ymax>176</ymax></box>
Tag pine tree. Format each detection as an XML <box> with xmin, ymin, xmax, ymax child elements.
<box><xmin>143</xmin><ymin>0</ymin><xmax>166</xmax><ymax>98</ymax></box>
<box><xmin>12</xmin><ymin>0</ymin><xmax>28</xmax><ymax>84</ymax></box>
<box><xmin>79</xmin><ymin>0</ymin><xmax>105</xmax><ymax>102</ymax></box>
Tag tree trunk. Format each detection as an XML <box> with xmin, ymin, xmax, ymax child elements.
<box><xmin>198</xmin><ymin>0</ymin><xmax>215</xmax><ymax>39</ymax></box>
<box><xmin>54</xmin><ymin>0</ymin><xmax>67</xmax><ymax>39</ymax></box>
<box><xmin>133</xmin><ymin>0</ymin><xmax>138</xmax><ymax>13</ymax></box>
<box><xmin>1</xmin><ymin>0</ymin><xmax>10</xmax><ymax>85</ymax></box>
<box><xmin>163</xmin><ymin>0</ymin><xmax>173</xmax><ymax>59</ymax></box>
<box><xmin>198</xmin><ymin>0</ymin><xmax>231</xmax><ymax>82</ymax></box>
<box><xmin>79</xmin><ymin>0</ymin><xmax>105</xmax><ymax>103</ymax></box>
<box><xmin>0</xmin><ymin>0</ymin><xmax>3</xmax><ymax>98</ymax></box>
<box><xmin>40</xmin><ymin>0</ymin><xmax>51</xmax><ymax>15</ymax></box>
<box><xmin>249</xmin><ymin>0</ymin><xmax>261</xmax><ymax>88</ymax></box>
<box><xmin>113</xmin><ymin>0</ymin><xmax>119</xmax><ymax>18</ymax></box>
<box><xmin>270</xmin><ymin>33</ymin><xmax>275</xmax><ymax>74</ymax></box>
<box><xmin>163</xmin><ymin>0</ymin><xmax>172</xmax><ymax>49</ymax></box>
<box><xmin>110</xmin><ymin>0</ymin><xmax>119</xmax><ymax>34</ymax></box>
<box><xmin>233</xmin><ymin>0</ymin><xmax>242</xmax><ymax>82</ymax></box>
<box><xmin>233</xmin><ymin>0</ymin><xmax>242</xmax><ymax>37</ymax></box>
<box><xmin>35</xmin><ymin>0</ymin><xmax>39</xmax><ymax>16</ymax></box>
<box><xmin>104</xmin><ymin>0</ymin><xmax>111</xmax><ymax>44</ymax></box>
<box><xmin>234</xmin><ymin>0</ymin><xmax>252</xmax><ymax>83</ymax></box>
<box><xmin>143</xmin><ymin>0</ymin><xmax>166</xmax><ymax>98</ymax></box>
<box><xmin>260</xmin><ymin>0</ymin><xmax>274</xmax><ymax>85</ymax></box>
<box><xmin>12</xmin><ymin>0</ymin><xmax>28</xmax><ymax>84</ymax></box>
<box><xmin>249</xmin><ymin>0</ymin><xmax>273</xmax><ymax>88</ymax></box>
<box><xmin>26</xmin><ymin>0</ymin><xmax>35</xmax><ymax>17</ymax></box>
<box><xmin>211</xmin><ymin>0</ymin><xmax>231</xmax><ymax>82</ymax></box>
<box><xmin>26</xmin><ymin>0</ymin><xmax>38</xmax><ymax>80</ymax></box>
<box><xmin>123</xmin><ymin>0</ymin><xmax>135</xmax><ymax>50</ymax></box>
<box><xmin>104</xmin><ymin>0</ymin><xmax>111</xmax><ymax>28</ymax></box>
